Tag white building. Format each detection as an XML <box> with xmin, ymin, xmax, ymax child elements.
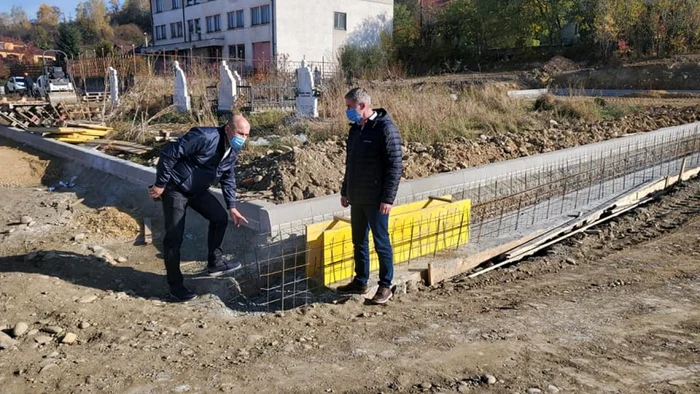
<box><xmin>144</xmin><ymin>0</ymin><xmax>393</xmax><ymax>68</ymax></box>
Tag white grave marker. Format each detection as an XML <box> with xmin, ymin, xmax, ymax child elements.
<box><xmin>173</xmin><ymin>60</ymin><xmax>191</xmax><ymax>112</ymax></box>
<box><xmin>218</xmin><ymin>61</ymin><xmax>237</xmax><ymax>113</ymax></box>
<box><xmin>295</xmin><ymin>59</ymin><xmax>318</xmax><ymax>118</ymax></box>
<box><xmin>108</xmin><ymin>67</ymin><xmax>119</xmax><ymax>107</ymax></box>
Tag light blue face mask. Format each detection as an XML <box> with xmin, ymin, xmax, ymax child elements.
<box><xmin>231</xmin><ymin>135</ymin><xmax>246</xmax><ymax>150</ymax></box>
<box><xmin>346</xmin><ymin>108</ymin><xmax>362</xmax><ymax>123</ymax></box>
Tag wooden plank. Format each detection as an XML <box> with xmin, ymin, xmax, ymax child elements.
<box><xmin>427</xmin><ymin>163</ymin><xmax>700</xmax><ymax>286</ymax></box>
<box><xmin>65</xmin><ymin>122</ymin><xmax>112</xmax><ymax>130</ymax></box>
<box><xmin>427</xmin><ymin>229</ymin><xmax>548</xmax><ymax>286</ymax></box>
<box><xmin>88</xmin><ymin>139</ymin><xmax>150</xmax><ymax>148</ymax></box>
<box><xmin>143</xmin><ymin>217</ymin><xmax>152</xmax><ymax>245</ymax></box>
<box><xmin>469</xmin><ymin>164</ymin><xmax>700</xmax><ymax>280</ymax></box>
<box><xmin>468</xmin><ymin>197</ymin><xmax>655</xmax><ymax>279</ymax></box>
<box><xmin>429</xmin><ymin>196</ymin><xmax>454</xmax><ymax>203</ymax></box>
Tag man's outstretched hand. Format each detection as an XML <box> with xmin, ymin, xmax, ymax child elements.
<box><xmin>229</xmin><ymin>208</ymin><xmax>249</xmax><ymax>227</ymax></box>
<box><xmin>148</xmin><ymin>185</ymin><xmax>164</xmax><ymax>199</ymax></box>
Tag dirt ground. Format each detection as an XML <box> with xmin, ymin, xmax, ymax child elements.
<box><xmin>2</xmin><ymin>134</ymin><xmax>700</xmax><ymax>393</ymax></box>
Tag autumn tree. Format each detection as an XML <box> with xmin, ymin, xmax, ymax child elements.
<box><xmin>111</xmin><ymin>0</ymin><xmax>151</xmax><ymax>33</ymax></box>
<box><xmin>10</xmin><ymin>6</ymin><xmax>31</xmax><ymax>30</ymax></box>
<box><xmin>76</xmin><ymin>0</ymin><xmax>113</xmax><ymax>44</ymax></box>
<box><xmin>36</xmin><ymin>4</ymin><xmax>62</xmax><ymax>26</ymax></box>
<box><xmin>30</xmin><ymin>4</ymin><xmax>64</xmax><ymax>50</ymax></box>
<box><xmin>114</xmin><ymin>23</ymin><xmax>146</xmax><ymax>47</ymax></box>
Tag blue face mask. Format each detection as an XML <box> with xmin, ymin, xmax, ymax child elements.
<box><xmin>231</xmin><ymin>135</ymin><xmax>246</xmax><ymax>150</ymax></box>
<box><xmin>346</xmin><ymin>108</ymin><xmax>362</xmax><ymax>123</ymax></box>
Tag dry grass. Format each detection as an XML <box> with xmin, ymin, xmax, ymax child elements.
<box><xmin>101</xmin><ymin>65</ymin><xmax>633</xmax><ymax>146</ymax></box>
<box><xmin>106</xmin><ymin>62</ymin><xmax>222</xmax><ymax>143</ymax></box>
<box><xmin>314</xmin><ymin>81</ymin><xmax>539</xmax><ymax>144</ymax></box>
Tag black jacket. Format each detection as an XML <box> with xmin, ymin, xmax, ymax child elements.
<box><xmin>154</xmin><ymin>126</ymin><xmax>238</xmax><ymax>208</ymax></box>
<box><xmin>341</xmin><ymin>108</ymin><xmax>403</xmax><ymax>205</ymax></box>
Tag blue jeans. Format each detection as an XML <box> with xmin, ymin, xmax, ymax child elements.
<box><xmin>351</xmin><ymin>204</ymin><xmax>394</xmax><ymax>288</ymax></box>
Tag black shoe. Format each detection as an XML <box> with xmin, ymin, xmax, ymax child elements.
<box><xmin>169</xmin><ymin>286</ymin><xmax>197</xmax><ymax>302</ymax></box>
<box><xmin>336</xmin><ymin>281</ymin><xmax>369</xmax><ymax>295</ymax></box>
<box><xmin>207</xmin><ymin>260</ymin><xmax>242</xmax><ymax>277</ymax></box>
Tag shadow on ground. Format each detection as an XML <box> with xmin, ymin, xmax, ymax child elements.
<box><xmin>0</xmin><ymin>250</ymin><xmax>267</xmax><ymax>310</ymax></box>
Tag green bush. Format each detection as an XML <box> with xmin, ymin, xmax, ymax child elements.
<box><xmin>338</xmin><ymin>32</ymin><xmax>394</xmax><ymax>82</ymax></box>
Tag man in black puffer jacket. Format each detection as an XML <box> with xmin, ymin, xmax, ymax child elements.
<box><xmin>148</xmin><ymin>115</ymin><xmax>250</xmax><ymax>302</ymax></box>
<box><xmin>337</xmin><ymin>87</ymin><xmax>403</xmax><ymax>304</ymax></box>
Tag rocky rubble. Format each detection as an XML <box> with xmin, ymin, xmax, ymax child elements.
<box><xmin>235</xmin><ymin>105</ymin><xmax>700</xmax><ymax>203</ymax></box>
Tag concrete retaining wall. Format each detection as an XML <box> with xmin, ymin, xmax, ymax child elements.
<box><xmin>3</xmin><ymin>122</ymin><xmax>699</xmax><ymax>238</ymax></box>
<box><xmin>262</xmin><ymin>122</ymin><xmax>700</xmax><ymax>235</ymax></box>
<box><xmin>0</xmin><ymin>125</ymin><xmax>274</xmax><ymax>233</ymax></box>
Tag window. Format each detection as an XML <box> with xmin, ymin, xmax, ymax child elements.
<box><xmin>236</xmin><ymin>10</ymin><xmax>244</xmax><ymax>28</ymax></box>
<box><xmin>229</xmin><ymin>44</ymin><xmax>245</xmax><ymax>60</ymax></box>
<box><xmin>154</xmin><ymin>24</ymin><xmax>167</xmax><ymax>40</ymax></box>
<box><xmin>172</xmin><ymin>0</ymin><xmax>180</xmax><ymax>9</ymax></box>
<box><xmin>206</xmin><ymin>15</ymin><xmax>220</xmax><ymax>32</ymax></box>
<box><xmin>185</xmin><ymin>0</ymin><xmax>199</xmax><ymax>5</ymax></box>
<box><xmin>334</xmin><ymin>12</ymin><xmax>346</xmax><ymax>30</ymax></box>
<box><xmin>170</xmin><ymin>22</ymin><xmax>183</xmax><ymax>38</ymax></box>
<box><xmin>155</xmin><ymin>0</ymin><xmax>163</xmax><ymax>13</ymax></box>
<box><xmin>261</xmin><ymin>5</ymin><xmax>270</xmax><ymax>24</ymax></box>
<box><xmin>188</xmin><ymin>18</ymin><xmax>201</xmax><ymax>38</ymax></box>
<box><xmin>251</xmin><ymin>5</ymin><xmax>269</xmax><ymax>26</ymax></box>
<box><xmin>251</xmin><ymin>7</ymin><xmax>260</xmax><ymax>25</ymax></box>
<box><xmin>228</xmin><ymin>10</ymin><xmax>244</xmax><ymax>29</ymax></box>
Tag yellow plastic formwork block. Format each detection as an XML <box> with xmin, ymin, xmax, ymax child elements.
<box><xmin>305</xmin><ymin>196</ymin><xmax>455</xmax><ymax>280</ymax></box>
<box><xmin>306</xmin><ymin>197</ymin><xmax>471</xmax><ymax>286</ymax></box>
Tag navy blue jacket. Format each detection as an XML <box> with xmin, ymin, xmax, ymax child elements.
<box><xmin>341</xmin><ymin>108</ymin><xmax>403</xmax><ymax>205</ymax></box>
<box><xmin>154</xmin><ymin>126</ymin><xmax>238</xmax><ymax>208</ymax></box>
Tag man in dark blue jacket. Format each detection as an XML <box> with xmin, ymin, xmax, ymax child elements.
<box><xmin>148</xmin><ymin>115</ymin><xmax>250</xmax><ymax>301</ymax></box>
<box><xmin>337</xmin><ymin>88</ymin><xmax>403</xmax><ymax>304</ymax></box>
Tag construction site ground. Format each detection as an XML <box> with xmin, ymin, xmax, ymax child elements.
<box><xmin>2</xmin><ymin>129</ymin><xmax>700</xmax><ymax>393</ymax></box>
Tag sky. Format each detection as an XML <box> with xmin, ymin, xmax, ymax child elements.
<box><xmin>1</xmin><ymin>0</ymin><xmax>86</xmax><ymax>20</ymax></box>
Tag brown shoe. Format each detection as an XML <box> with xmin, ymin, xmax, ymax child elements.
<box><xmin>371</xmin><ymin>286</ymin><xmax>393</xmax><ymax>304</ymax></box>
<box><xmin>336</xmin><ymin>281</ymin><xmax>369</xmax><ymax>295</ymax></box>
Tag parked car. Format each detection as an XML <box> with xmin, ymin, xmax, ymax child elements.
<box><xmin>5</xmin><ymin>76</ymin><xmax>26</xmax><ymax>93</ymax></box>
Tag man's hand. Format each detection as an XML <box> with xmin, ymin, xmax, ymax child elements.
<box><xmin>148</xmin><ymin>185</ymin><xmax>164</xmax><ymax>200</ymax></box>
<box><xmin>380</xmin><ymin>202</ymin><xmax>392</xmax><ymax>215</ymax></box>
<box><xmin>229</xmin><ymin>208</ymin><xmax>249</xmax><ymax>227</ymax></box>
<box><xmin>340</xmin><ymin>196</ymin><xmax>349</xmax><ymax>208</ymax></box>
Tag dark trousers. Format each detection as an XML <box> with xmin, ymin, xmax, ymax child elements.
<box><xmin>351</xmin><ymin>204</ymin><xmax>394</xmax><ymax>288</ymax></box>
<box><xmin>161</xmin><ymin>185</ymin><xmax>228</xmax><ymax>288</ymax></box>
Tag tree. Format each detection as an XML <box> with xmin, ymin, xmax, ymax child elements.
<box><xmin>57</xmin><ymin>23</ymin><xmax>83</xmax><ymax>60</ymax></box>
<box><xmin>112</xmin><ymin>0</ymin><xmax>151</xmax><ymax>33</ymax></box>
<box><xmin>76</xmin><ymin>0</ymin><xmax>113</xmax><ymax>44</ymax></box>
<box><xmin>10</xmin><ymin>5</ymin><xmax>31</xmax><ymax>30</ymax></box>
<box><xmin>523</xmin><ymin>0</ymin><xmax>575</xmax><ymax>47</ymax></box>
<box><xmin>393</xmin><ymin>3</ymin><xmax>420</xmax><ymax>50</ymax></box>
<box><xmin>108</xmin><ymin>0</ymin><xmax>121</xmax><ymax>13</ymax></box>
<box><xmin>114</xmin><ymin>23</ymin><xmax>145</xmax><ymax>47</ymax></box>
<box><xmin>594</xmin><ymin>0</ymin><xmax>645</xmax><ymax>57</ymax></box>
<box><xmin>32</xmin><ymin>26</ymin><xmax>54</xmax><ymax>50</ymax></box>
<box><xmin>36</xmin><ymin>4</ymin><xmax>62</xmax><ymax>26</ymax></box>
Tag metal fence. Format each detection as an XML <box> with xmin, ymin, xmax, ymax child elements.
<box><xmin>222</xmin><ymin>126</ymin><xmax>700</xmax><ymax>312</ymax></box>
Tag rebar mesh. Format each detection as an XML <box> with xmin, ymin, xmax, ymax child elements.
<box><xmin>225</xmin><ymin>126</ymin><xmax>700</xmax><ymax>311</ymax></box>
